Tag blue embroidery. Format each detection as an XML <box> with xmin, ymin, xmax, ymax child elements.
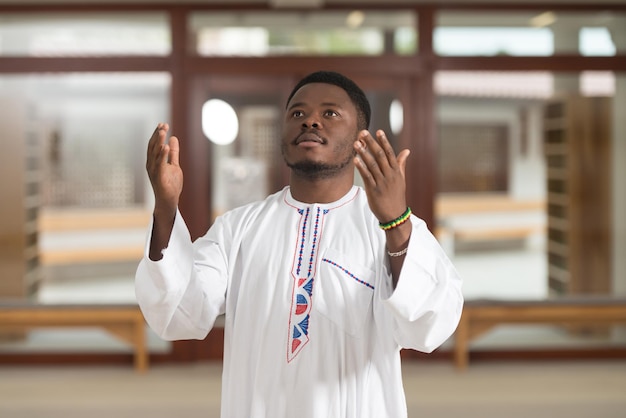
<box><xmin>303</xmin><ymin>278</ymin><xmax>313</xmax><ymax>297</ymax></box>
<box><xmin>296</xmin><ymin>208</ymin><xmax>310</xmax><ymax>276</ymax></box>
<box><xmin>322</xmin><ymin>258</ymin><xmax>375</xmax><ymax>290</ymax></box>
<box><xmin>298</xmin><ymin>316</ymin><xmax>309</xmax><ymax>335</ymax></box>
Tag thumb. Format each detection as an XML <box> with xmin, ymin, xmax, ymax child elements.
<box><xmin>397</xmin><ymin>149</ymin><xmax>410</xmax><ymax>178</ymax></box>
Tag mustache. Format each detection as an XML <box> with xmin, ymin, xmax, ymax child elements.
<box><xmin>293</xmin><ymin>130</ymin><xmax>327</xmax><ymax>145</ymax></box>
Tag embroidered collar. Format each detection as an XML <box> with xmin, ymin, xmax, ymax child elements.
<box><xmin>282</xmin><ymin>185</ymin><xmax>359</xmax><ymax>211</ymax></box>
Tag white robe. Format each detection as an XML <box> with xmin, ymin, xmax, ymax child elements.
<box><xmin>135</xmin><ymin>185</ymin><xmax>463</xmax><ymax>418</ymax></box>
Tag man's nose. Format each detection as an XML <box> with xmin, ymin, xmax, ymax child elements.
<box><xmin>302</xmin><ymin>115</ymin><xmax>320</xmax><ymax>129</ymax></box>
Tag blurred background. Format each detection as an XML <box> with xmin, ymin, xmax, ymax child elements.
<box><xmin>0</xmin><ymin>0</ymin><xmax>625</xmax><ymax>416</ymax></box>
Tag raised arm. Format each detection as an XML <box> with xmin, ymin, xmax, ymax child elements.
<box><xmin>353</xmin><ymin>129</ymin><xmax>411</xmax><ymax>287</ymax></box>
<box><xmin>145</xmin><ymin>123</ymin><xmax>183</xmax><ymax>260</ymax></box>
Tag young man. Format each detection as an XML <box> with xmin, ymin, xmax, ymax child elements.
<box><xmin>136</xmin><ymin>71</ymin><xmax>463</xmax><ymax>417</ymax></box>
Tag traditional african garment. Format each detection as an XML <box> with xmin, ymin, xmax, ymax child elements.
<box><xmin>136</xmin><ymin>185</ymin><xmax>463</xmax><ymax>418</ymax></box>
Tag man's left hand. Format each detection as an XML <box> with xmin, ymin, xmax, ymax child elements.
<box><xmin>354</xmin><ymin>129</ymin><xmax>410</xmax><ymax>224</ymax></box>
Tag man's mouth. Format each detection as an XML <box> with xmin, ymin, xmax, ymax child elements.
<box><xmin>295</xmin><ymin>132</ymin><xmax>325</xmax><ymax>145</ymax></box>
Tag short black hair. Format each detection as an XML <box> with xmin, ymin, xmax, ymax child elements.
<box><xmin>285</xmin><ymin>70</ymin><xmax>371</xmax><ymax>131</ymax></box>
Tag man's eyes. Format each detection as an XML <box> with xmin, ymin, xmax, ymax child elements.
<box><xmin>291</xmin><ymin>110</ymin><xmax>339</xmax><ymax>118</ymax></box>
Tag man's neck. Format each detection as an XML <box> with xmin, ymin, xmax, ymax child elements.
<box><xmin>289</xmin><ymin>173</ymin><xmax>354</xmax><ymax>204</ymax></box>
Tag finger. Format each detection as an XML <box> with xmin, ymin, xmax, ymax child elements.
<box><xmin>358</xmin><ymin>130</ymin><xmax>385</xmax><ymax>172</ymax></box>
<box><xmin>148</xmin><ymin>123</ymin><xmax>169</xmax><ymax>162</ymax></box>
<box><xmin>156</xmin><ymin>143</ymin><xmax>170</xmax><ymax>170</ymax></box>
<box><xmin>360</xmin><ymin>131</ymin><xmax>389</xmax><ymax>172</ymax></box>
<box><xmin>148</xmin><ymin>123</ymin><xmax>167</xmax><ymax>151</ymax></box>
<box><xmin>354</xmin><ymin>136</ymin><xmax>383</xmax><ymax>183</ymax></box>
<box><xmin>168</xmin><ymin>136</ymin><xmax>180</xmax><ymax>167</ymax></box>
<box><xmin>376</xmin><ymin>130</ymin><xmax>399</xmax><ymax>171</ymax></box>
<box><xmin>354</xmin><ymin>154</ymin><xmax>376</xmax><ymax>187</ymax></box>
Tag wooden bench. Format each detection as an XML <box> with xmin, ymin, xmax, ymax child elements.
<box><xmin>454</xmin><ymin>297</ymin><xmax>626</xmax><ymax>371</ymax></box>
<box><xmin>39</xmin><ymin>208</ymin><xmax>152</xmax><ymax>232</ymax></box>
<box><xmin>436</xmin><ymin>194</ymin><xmax>544</xmax><ymax>218</ymax></box>
<box><xmin>435</xmin><ymin>194</ymin><xmax>545</xmax><ymax>254</ymax></box>
<box><xmin>452</xmin><ymin>225</ymin><xmax>544</xmax><ymax>242</ymax></box>
<box><xmin>0</xmin><ymin>302</ymin><xmax>148</xmax><ymax>373</ymax></box>
<box><xmin>39</xmin><ymin>208</ymin><xmax>149</xmax><ymax>266</ymax></box>
<box><xmin>40</xmin><ymin>245</ymin><xmax>145</xmax><ymax>265</ymax></box>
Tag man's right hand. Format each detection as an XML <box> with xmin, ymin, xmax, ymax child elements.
<box><xmin>147</xmin><ymin>123</ymin><xmax>183</xmax><ymax>217</ymax></box>
<box><xmin>146</xmin><ymin>123</ymin><xmax>183</xmax><ymax>260</ymax></box>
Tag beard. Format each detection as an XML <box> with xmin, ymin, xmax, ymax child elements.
<box><xmin>285</xmin><ymin>151</ymin><xmax>355</xmax><ymax>181</ymax></box>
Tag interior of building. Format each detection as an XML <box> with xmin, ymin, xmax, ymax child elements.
<box><xmin>0</xmin><ymin>0</ymin><xmax>625</xmax><ymax>416</ymax></box>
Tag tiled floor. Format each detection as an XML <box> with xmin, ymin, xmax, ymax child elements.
<box><xmin>1</xmin><ymin>360</ymin><xmax>625</xmax><ymax>418</ymax></box>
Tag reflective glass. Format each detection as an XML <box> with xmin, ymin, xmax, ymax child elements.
<box><xmin>0</xmin><ymin>13</ymin><xmax>170</xmax><ymax>56</ymax></box>
<box><xmin>190</xmin><ymin>10</ymin><xmax>416</xmax><ymax>56</ymax></box>
<box><xmin>436</xmin><ymin>11</ymin><xmax>624</xmax><ymax>56</ymax></box>
<box><xmin>580</xmin><ymin>27</ymin><xmax>616</xmax><ymax>56</ymax></box>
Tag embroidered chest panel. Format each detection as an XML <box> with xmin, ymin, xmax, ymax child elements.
<box><xmin>287</xmin><ymin>206</ymin><xmax>327</xmax><ymax>362</ymax></box>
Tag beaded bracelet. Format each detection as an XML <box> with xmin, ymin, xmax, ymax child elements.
<box><xmin>378</xmin><ymin>207</ymin><xmax>412</xmax><ymax>231</ymax></box>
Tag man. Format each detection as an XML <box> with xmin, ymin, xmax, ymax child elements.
<box><xmin>136</xmin><ymin>70</ymin><xmax>463</xmax><ymax>417</ymax></box>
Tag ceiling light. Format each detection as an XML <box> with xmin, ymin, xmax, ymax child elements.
<box><xmin>269</xmin><ymin>0</ymin><xmax>324</xmax><ymax>8</ymax></box>
<box><xmin>530</xmin><ymin>11</ymin><xmax>556</xmax><ymax>28</ymax></box>
<box><xmin>346</xmin><ymin>10</ymin><xmax>365</xmax><ymax>29</ymax></box>
<box><xmin>202</xmin><ymin>99</ymin><xmax>239</xmax><ymax>146</ymax></box>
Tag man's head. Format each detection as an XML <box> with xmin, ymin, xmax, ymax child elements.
<box><xmin>281</xmin><ymin>71</ymin><xmax>369</xmax><ymax>182</ymax></box>
<box><xmin>285</xmin><ymin>71</ymin><xmax>371</xmax><ymax>131</ymax></box>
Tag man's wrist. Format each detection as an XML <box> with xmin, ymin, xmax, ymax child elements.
<box><xmin>384</xmin><ymin>221</ymin><xmax>412</xmax><ymax>254</ymax></box>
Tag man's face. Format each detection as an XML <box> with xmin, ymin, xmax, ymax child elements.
<box><xmin>281</xmin><ymin>82</ymin><xmax>360</xmax><ymax>180</ymax></box>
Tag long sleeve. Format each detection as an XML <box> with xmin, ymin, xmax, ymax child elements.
<box><xmin>134</xmin><ymin>210</ymin><xmax>228</xmax><ymax>341</ymax></box>
<box><xmin>378</xmin><ymin>216</ymin><xmax>464</xmax><ymax>353</ymax></box>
